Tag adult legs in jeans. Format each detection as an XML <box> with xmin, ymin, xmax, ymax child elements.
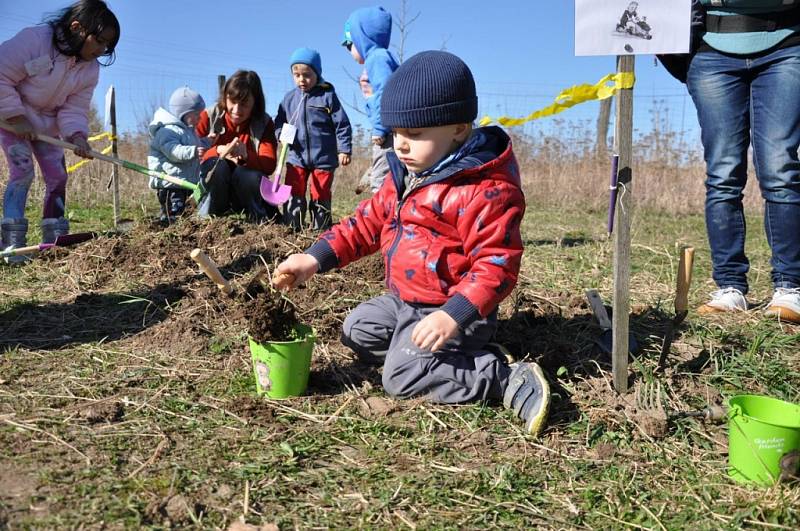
<box><xmin>342</xmin><ymin>293</ymin><xmax>511</xmax><ymax>404</ymax></box>
<box><xmin>688</xmin><ymin>51</ymin><xmax>751</xmax><ymax>295</ymax></box>
<box><xmin>688</xmin><ymin>46</ymin><xmax>800</xmax><ymax>297</ymax></box>
<box><xmin>750</xmin><ymin>49</ymin><xmax>800</xmax><ymax>290</ymax></box>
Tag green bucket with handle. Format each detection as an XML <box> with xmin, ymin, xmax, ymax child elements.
<box><xmin>728</xmin><ymin>394</ymin><xmax>800</xmax><ymax>485</ymax></box>
<box><xmin>249</xmin><ymin>324</ymin><xmax>315</xmax><ymax>399</ymax></box>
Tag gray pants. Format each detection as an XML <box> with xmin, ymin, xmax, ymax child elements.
<box><xmin>357</xmin><ymin>137</ymin><xmax>393</xmax><ymax>193</ymax></box>
<box><xmin>342</xmin><ymin>294</ymin><xmax>511</xmax><ymax>404</ymax></box>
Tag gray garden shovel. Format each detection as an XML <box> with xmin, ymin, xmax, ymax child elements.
<box><xmin>586</xmin><ymin>289</ymin><xmax>639</xmax><ymax>355</ymax></box>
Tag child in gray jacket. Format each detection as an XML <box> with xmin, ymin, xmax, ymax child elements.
<box><xmin>148</xmin><ymin>86</ymin><xmax>207</xmax><ymax>224</ymax></box>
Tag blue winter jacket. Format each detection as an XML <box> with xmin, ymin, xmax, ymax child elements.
<box><xmin>344</xmin><ymin>7</ymin><xmax>399</xmax><ymax>137</ymax></box>
<box><xmin>147</xmin><ymin>107</ymin><xmax>204</xmax><ymax>189</ymax></box>
<box><xmin>275</xmin><ymin>83</ymin><xmax>352</xmax><ymax>170</ymax></box>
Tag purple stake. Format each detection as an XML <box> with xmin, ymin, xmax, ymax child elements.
<box><xmin>608</xmin><ymin>154</ymin><xmax>619</xmax><ymax>233</ymax></box>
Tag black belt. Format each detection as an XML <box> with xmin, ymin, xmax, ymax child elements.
<box><xmin>706</xmin><ymin>8</ymin><xmax>800</xmax><ymax>33</ymax></box>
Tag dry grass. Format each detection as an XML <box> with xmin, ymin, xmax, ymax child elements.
<box><xmin>0</xmin><ymin>207</ymin><xmax>797</xmax><ymax>529</ymax></box>
<box><xmin>0</xmin><ymin>117</ymin><xmax>764</xmax><ymax>220</ymax></box>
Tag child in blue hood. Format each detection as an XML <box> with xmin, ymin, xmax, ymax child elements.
<box><xmin>275</xmin><ymin>47</ymin><xmax>352</xmax><ymax>230</ymax></box>
<box><xmin>342</xmin><ymin>6</ymin><xmax>399</xmax><ymax>194</ymax></box>
<box><xmin>147</xmin><ymin>86</ymin><xmax>207</xmax><ymax>224</ymax></box>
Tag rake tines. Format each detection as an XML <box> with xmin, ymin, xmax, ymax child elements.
<box><xmin>635</xmin><ymin>380</ymin><xmax>667</xmax><ymax>420</ymax></box>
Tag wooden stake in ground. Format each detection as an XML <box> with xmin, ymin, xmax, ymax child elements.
<box><xmin>108</xmin><ymin>86</ymin><xmax>121</xmax><ymax>227</ymax></box>
<box><xmin>612</xmin><ymin>54</ymin><xmax>635</xmax><ymax>394</ymax></box>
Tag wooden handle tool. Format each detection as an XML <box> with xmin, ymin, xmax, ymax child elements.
<box><xmin>190</xmin><ymin>248</ymin><xmax>233</xmax><ymax>295</ymax></box>
<box><xmin>674</xmin><ymin>246</ymin><xmax>695</xmax><ymax>316</ymax></box>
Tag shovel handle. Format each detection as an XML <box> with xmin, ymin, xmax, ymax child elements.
<box><xmin>0</xmin><ymin>119</ymin><xmax>198</xmax><ymax>193</ymax></box>
<box><xmin>270</xmin><ymin>142</ymin><xmax>290</xmax><ymax>182</ymax></box>
<box><xmin>675</xmin><ymin>247</ymin><xmax>695</xmax><ymax>314</ymax></box>
<box><xmin>190</xmin><ymin>248</ymin><xmax>233</xmax><ymax>295</ymax></box>
<box><xmin>0</xmin><ymin>243</ymin><xmax>48</xmax><ymax>257</ymax></box>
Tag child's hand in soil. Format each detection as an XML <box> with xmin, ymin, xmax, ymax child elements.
<box><xmin>274</xmin><ymin>253</ymin><xmax>319</xmax><ymax>290</ymax></box>
<box><xmin>411</xmin><ymin>311</ymin><xmax>458</xmax><ymax>352</ymax></box>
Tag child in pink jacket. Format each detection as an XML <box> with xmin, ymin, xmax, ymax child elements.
<box><xmin>0</xmin><ymin>0</ymin><xmax>119</xmax><ymax>261</ymax></box>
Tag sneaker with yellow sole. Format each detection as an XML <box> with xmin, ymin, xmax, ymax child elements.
<box><xmin>697</xmin><ymin>287</ymin><xmax>748</xmax><ymax>315</ymax></box>
<box><xmin>503</xmin><ymin>362</ymin><xmax>550</xmax><ymax>437</ymax></box>
<box><xmin>765</xmin><ymin>288</ymin><xmax>800</xmax><ymax>324</ymax></box>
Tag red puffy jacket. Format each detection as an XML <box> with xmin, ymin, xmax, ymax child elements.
<box><xmin>307</xmin><ymin>127</ymin><xmax>525</xmax><ymax>327</ymax></box>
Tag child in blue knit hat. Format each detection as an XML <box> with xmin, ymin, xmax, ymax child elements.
<box><xmin>274</xmin><ymin>51</ymin><xmax>550</xmax><ymax>437</ymax></box>
<box><xmin>147</xmin><ymin>86</ymin><xmax>207</xmax><ymax>224</ymax></box>
<box><xmin>341</xmin><ymin>6</ymin><xmax>399</xmax><ymax>195</ymax></box>
<box><xmin>275</xmin><ymin>47</ymin><xmax>352</xmax><ymax>230</ymax></box>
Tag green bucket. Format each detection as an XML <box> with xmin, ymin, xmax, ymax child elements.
<box><xmin>728</xmin><ymin>394</ymin><xmax>800</xmax><ymax>485</ymax></box>
<box><xmin>249</xmin><ymin>324</ymin><xmax>316</xmax><ymax>399</ymax></box>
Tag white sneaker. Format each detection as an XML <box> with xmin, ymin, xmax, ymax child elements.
<box><xmin>697</xmin><ymin>287</ymin><xmax>748</xmax><ymax>315</ymax></box>
<box><xmin>765</xmin><ymin>288</ymin><xmax>800</xmax><ymax>324</ymax></box>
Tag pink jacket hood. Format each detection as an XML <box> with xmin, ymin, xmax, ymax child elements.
<box><xmin>0</xmin><ymin>25</ymin><xmax>99</xmax><ymax>139</ymax></box>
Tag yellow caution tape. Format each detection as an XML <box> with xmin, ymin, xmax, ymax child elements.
<box><xmin>479</xmin><ymin>72</ymin><xmax>635</xmax><ymax>128</ymax></box>
<box><xmin>87</xmin><ymin>131</ymin><xmax>115</xmax><ymax>142</ymax></box>
<box><xmin>66</xmin><ymin>131</ymin><xmax>116</xmax><ymax>173</ymax></box>
<box><xmin>66</xmin><ymin>143</ymin><xmax>113</xmax><ymax>173</ymax></box>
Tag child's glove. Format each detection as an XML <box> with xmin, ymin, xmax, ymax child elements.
<box><xmin>69</xmin><ymin>133</ymin><xmax>93</xmax><ymax>159</ymax></box>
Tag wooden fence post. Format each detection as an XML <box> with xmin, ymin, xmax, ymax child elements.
<box><xmin>612</xmin><ymin>55</ymin><xmax>635</xmax><ymax>394</ymax></box>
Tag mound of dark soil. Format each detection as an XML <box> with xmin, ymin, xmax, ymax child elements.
<box><xmin>9</xmin><ymin>217</ymin><xmax>385</xmax><ymax>357</ymax></box>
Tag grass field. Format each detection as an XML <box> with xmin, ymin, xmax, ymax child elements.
<box><xmin>1</xmin><ymin>168</ymin><xmax>798</xmax><ymax>530</ymax></box>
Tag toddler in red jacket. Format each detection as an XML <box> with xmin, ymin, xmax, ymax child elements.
<box><xmin>274</xmin><ymin>51</ymin><xmax>549</xmax><ymax>436</ymax></box>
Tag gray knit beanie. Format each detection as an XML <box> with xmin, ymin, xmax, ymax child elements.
<box><xmin>169</xmin><ymin>86</ymin><xmax>205</xmax><ymax>121</ymax></box>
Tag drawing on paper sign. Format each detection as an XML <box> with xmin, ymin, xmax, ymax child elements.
<box><xmin>575</xmin><ymin>0</ymin><xmax>690</xmax><ymax>57</ymax></box>
<box><xmin>615</xmin><ymin>2</ymin><xmax>652</xmax><ymax>40</ymax></box>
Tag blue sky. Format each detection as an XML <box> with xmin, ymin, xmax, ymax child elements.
<box><xmin>1</xmin><ymin>0</ymin><xmax>696</xmax><ymax>140</ymax></box>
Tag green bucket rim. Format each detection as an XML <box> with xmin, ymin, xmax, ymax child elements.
<box><xmin>728</xmin><ymin>394</ymin><xmax>800</xmax><ymax>429</ymax></box>
<box><xmin>248</xmin><ymin>323</ymin><xmax>316</xmax><ymax>346</ymax></box>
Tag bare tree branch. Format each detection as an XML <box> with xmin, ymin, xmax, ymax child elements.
<box><xmin>393</xmin><ymin>0</ymin><xmax>421</xmax><ymax>63</ymax></box>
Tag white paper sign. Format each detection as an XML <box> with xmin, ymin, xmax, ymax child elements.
<box><xmin>279</xmin><ymin>123</ymin><xmax>297</xmax><ymax>144</ymax></box>
<box><xmin>575</xmin><ymin>0</ymin><xmax>691</xmax><ymax>56</ymax></box>
<box><xmin>104</xmin><ymin>85</ymin><xmax>114</xmax><ymax>129</ymax></box>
